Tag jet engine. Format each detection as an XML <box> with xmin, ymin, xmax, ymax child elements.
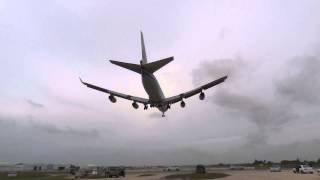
<box><xmin>199</xmin><ymin>92</ymin><xmax>205</xmax><ymax>100</ymax></box>
<box><xmin>109</xmin><ymin>95</ymin><xmax>117</xmax><ymax>103</ymax></box>
<box><xmin>180</xmin><ymin>101</ymin><xmax>186</xmax><ymax>108</ymax></box>
<box><xmin>132</xmin><ymin>102</ymin><xmax>139</xmax><ymax>109</ymax></box>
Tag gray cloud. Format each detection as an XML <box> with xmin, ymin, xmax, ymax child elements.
<box><xmin>212</xmin><ymin>91</ymin><xmax>297</xmax><ymax>145</ymax></box>
<box><xmin>29</xmin><ymin>120</ymin><xmax>100</xmax><ymax>138</ymax></box>
<box><xmin>0</xmin><ymin>116</ymin><xmax>17</xmax><ymax>127</ymax></box>
<box><xmin>275</xmin><ymin>55</ymin><xmax>320</xmax><ymax>104</ymax></box>
<box><xmin>0</xmin><ymin>115</ymin><xmax>100</xmax><ymax>139</ymax></box>
<box><xmin>192</xmin><ymin>55</ymin><xmax>320</xmax><ymax>146</ymax></box>
<box><xmin>26</xmin><ymin>99</ymin><xmax>45</xmax><ymax>108</ymax></box>
<box><xmin>192</xmin><ymin>58</ymin><xmax>247</xmax><ymax>85</ymax></box>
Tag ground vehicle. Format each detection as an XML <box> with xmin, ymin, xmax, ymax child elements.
<box><xmin>270</xmin><ymin>165</ymin><xmax>281</xmax><ymax>172</ymax></box>
<box><xmin>293</xmin><ymin>165</ymin><xmax>314</xmax><ymax>174</ymax></box>
<box><xmin>105</xmin><ymin>167</ymin><xmax>125</xmax><ymax>178</ymax></box>
<box><xmin>195</xmin><ymin>165</ymin><xmax>206</xmax><ymax>174</ymax></box>
<box><xmin>229</xmin><ymin>165</ymin><xmax>244</xmax><ymax>170</ymax></box>
<box><xmin>163</xmin><ymin>166</ymin><xmax>180</xmax><ymax>172</ymax></box>
<box><xmin>7</xmin><ymin>172</ymin><xmax>17</xmax><ymax>177</ymax></box>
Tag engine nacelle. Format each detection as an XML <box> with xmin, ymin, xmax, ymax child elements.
<box><xmin>180</xmin><ymin>101</ymin><xmax>185</xmax><ymax>108</ymax></box>
<box><xmin>109</xmin><ymin>95</ymin><xmax>117</xmax><ymax>103</ymax></box>
<box><xmin>199</xmin><ymin>92</ymin><xmax>205</xmax><ymax>100</ymax></box>
<box><xmin>132</xmin><ymin>102</ymin><xmax>139</xmax><ymax>109</ymax></box>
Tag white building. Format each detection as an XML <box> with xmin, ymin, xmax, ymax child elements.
<box><xmin>0</xmin><ymin>162</ymin><xmax>13</xmax><ymax>172</ymax></box>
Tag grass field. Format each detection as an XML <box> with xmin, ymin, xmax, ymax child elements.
<box><xmin>164</xmin><ymin>172</ymin><xmax>230</xmax><ymax>180</ymax></box>
<box><xmin>0</xmin><ymin>172</ymin><xmax>68</xmax><ymax>180</ymax></box>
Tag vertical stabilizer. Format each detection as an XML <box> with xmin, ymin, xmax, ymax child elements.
<box><xmin>140</xmin><ymin>31</ymin><xmax>147</xmax><ymax>64</ymax></box>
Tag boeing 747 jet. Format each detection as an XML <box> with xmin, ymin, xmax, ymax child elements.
<box><xmin>80</xmin><ymin>32</ymin><xmax>227</xmax><ymax>117</ymax></box>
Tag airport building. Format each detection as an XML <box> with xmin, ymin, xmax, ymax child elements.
<box><xmin>0</xmin><ymin>162</ymin><xmax>69</xmax><ymax>172</ymax></box>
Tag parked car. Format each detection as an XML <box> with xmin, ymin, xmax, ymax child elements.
<box><xmin>105</xmin><ymin>167</ymin><xmax>125</xmax><ymax>178</ymax></box>
<box><xmin>293</xmin><ymin>165</ymin><xmax>314</xmax><ymax>174</ymax></box>
<box><xmin>164</xmin><ymin>166</ymin><xmax>180</xmax><ymax>171</ymax></box>
<box><xmin>195</xmin><ymin>165</ymin><xmax>206</xmax><ymax>174</ymax></box>
<box><xmin>229</xmin><ymin>165</ymin><xmax>244</xmax><ymax>170</ymax></box>
<box><xmin>7</xmin><ymin>172</ymin><xmax>17</xmax><ymax>177</ymax></box>
<box><xmin>270</xmin><ymin>165</ymin><xmax>281</xmax><ymax>172</ymax></box>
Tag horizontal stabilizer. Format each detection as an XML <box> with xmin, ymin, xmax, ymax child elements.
<box><xmin>143</xmin><ymin>56</ymin><xmax>174</xmax><ymax>73</ymax></box>
<box><xmin>109</xmin><ymin>60</ymin><xmax>141</xmax><ymax>74</ymax></box>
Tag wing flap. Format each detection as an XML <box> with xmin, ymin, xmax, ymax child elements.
<box><xmin>163</xmin><ymin>75</ymin><xmax>227</xmax><ymax>104</ymax></box>
<box><xmin>80</xmin><ymin>78</ymin><xmax>149</xmax><ymax>104</ymax></box>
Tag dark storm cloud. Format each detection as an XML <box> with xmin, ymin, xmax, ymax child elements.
<box><xmin>275</xmin><ymin>56</ymin><xmax>320</xmax><ymax>104</ymax></box>
<box><xmin>26</xmin><ymin>99</ymin><xmax>45</xmax><ymax>108</ymax></box>
<box><xmin>192</xmin><ymin>55</ymin><xmax>320</xmax><ymax>145</ymax></box>
<box><xmin>192</xmin><ymin>58</ymin><xmax>246</xmax><ymax>84</ymax></box>
<box><xmin>212</xmin><ymin>91</ymin><xmax>297</xmax><ymax>144</ymax></box>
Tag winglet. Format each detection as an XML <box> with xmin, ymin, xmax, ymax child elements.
<box><xmin>79</xmin><ymin>77</ymin><xmax>85</xmax><ymax>84</ymax></box>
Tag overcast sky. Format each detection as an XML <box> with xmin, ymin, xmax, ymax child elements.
<box><xmin>1</xmin><ymin>0</ymin><xmax>320</xmax><ymax>166</ymax></box>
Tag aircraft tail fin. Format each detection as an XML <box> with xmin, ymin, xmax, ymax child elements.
<box><xmin>109</xmin><ymin>32</ymin><xmax>173</xmax><ymax>74</ymax></box>
<box><xmin>143</xmin><ymin>56</ymin><xmax>174</xmax><ymax>73</ymax></box>
<box><xmin>140</xmin><ymin>31</ymin><xmax>147</xmax><ymax>64</ymax></box>
<box><xmin>109</xmin><ymin>60</ymin><xmax>141</xmax><ymax>74</ymax></box>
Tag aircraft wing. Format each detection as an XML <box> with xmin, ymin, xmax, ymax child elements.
<box><xmin>163</xmin><ymin>75</ymin><xmax>228</xmax><ymax>104</ymax></box>
<box><xmin>80</xmin><ymin>78</ymin><xmax>150</xmax><ymax>104</ymax></box>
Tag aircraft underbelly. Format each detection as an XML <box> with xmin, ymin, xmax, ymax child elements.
<box><xmin>142</xmin><ymin>74</ymin><xmax>164</xmax><ymax>102</ymax></box>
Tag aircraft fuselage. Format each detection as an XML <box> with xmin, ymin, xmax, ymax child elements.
<box><xmin>141</xmin><ymin>70</ymin><xmax>168</xmax><ymax>113</ymax></box>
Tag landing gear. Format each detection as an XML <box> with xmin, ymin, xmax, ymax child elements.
<box><xmin>180</xmin><ymin>100</ymin><xmax>186</xmax><ymax>108</ymax></box>
<box><xmin>162</xmin><ymin>113</ymin><xmax>165</xmax><ymax>117</ymax></box>
<box><xmin>199</xmin><ymin>91</ymin><xmax>205</xmax><ymax>100</ymax></box>
<box><xmin>144</xmin><ymin>104</ymin><xmax>148</xmax><ymax>110</ymax></box>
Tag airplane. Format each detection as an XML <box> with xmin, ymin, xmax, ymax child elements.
<box><xmin>80</xmin><ymin>32</ymin><xmax>227</xmax><ymax>117</ymax></box>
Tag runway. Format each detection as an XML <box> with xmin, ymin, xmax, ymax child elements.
<box><xmin>221</xmin><ymin>170</ymin><xmax>319</xmax><ymax>180</ymax></box>
<box><xmin>81</xmin><ymin>169</ymin><xmax>320</xmax><ymax>180</ymax></box>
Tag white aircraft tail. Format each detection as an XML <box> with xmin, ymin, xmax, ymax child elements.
<box><xmin>110</xmin><ymin>32</ymin><xmax>174</xmax><ymax>74</ymax></box>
